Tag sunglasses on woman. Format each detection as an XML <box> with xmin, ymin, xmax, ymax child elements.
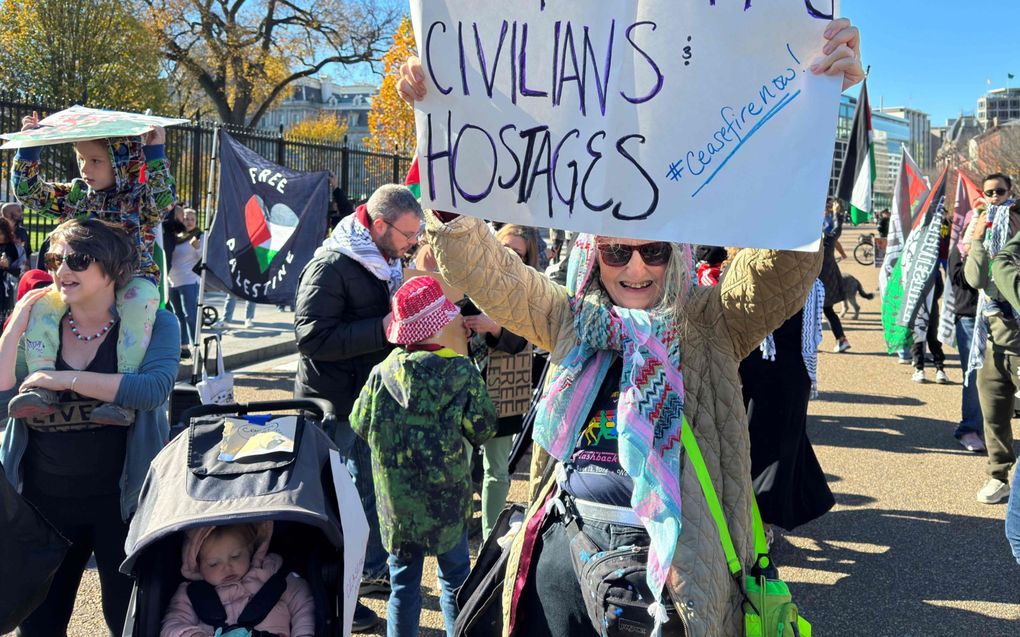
<box><xmin>596</xmin><ymin>241</ymin><xmax>672</xmax><ymax>267</ymax></box>
<box><xmin>984</xmin><ymin>188</ymin><xmax>1008</xmax><ymax>197</ymax></box>
<box><xmin>42</xmin><ymin>252</ymin><xmax>95</xmax><ymax>272</ymax></box>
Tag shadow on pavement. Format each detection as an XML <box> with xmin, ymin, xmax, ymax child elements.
<box><xmin>809</xmin><ymin>414</ymin><xmax>968</xmax><ymax>457</ymax></box>
<box><xmin>776</xmin><ymin>507</ymin><xmax>1020</xmax><ymax>636</ymax></box>
<box><xmin>817</xmin><ymin>391</ymin><xmax>924</xmax><ymax>407</ymax></box>
<box><xmin>233</xmin><ymin>370</ymin><xmax>296</xmax><ymax>394</ymax></box>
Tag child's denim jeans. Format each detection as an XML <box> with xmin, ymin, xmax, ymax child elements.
<box><xmin>387</xmin><ymin>532</ymin><xmax>470</xmax><ymax>637</ymax></box>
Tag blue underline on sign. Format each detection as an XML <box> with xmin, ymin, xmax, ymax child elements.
<box><xmin>690</xmin><ymin>89</ymin><xmax>802</xmax><ymax>198</ymax></box>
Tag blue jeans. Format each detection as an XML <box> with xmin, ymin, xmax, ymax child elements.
<box><xmin>335</xmin><ymin>424</ymin><xmax>388</xmax><ymax>580</ymax></box>
<box><xmin>1007</xmin><ymin>477</ymin><xmax>1020</xmax><ymax>565</ymax></box>
<box><xmin>387</xmin><ymin>532</ymin><xmax>470</xmax><ymax>637</ymax></box>
<box><xmin>169</xmin><ymin>283</ymin><xmax>199</xmax><ymax>346</ymax></box>
<box><xmin>223</xmin><ymin>294</ymin><xmax>255</xmax><ymax>321</ymax></box>
<box><xmin>955</xmin><ymin>317</ymin><xmax>984</xmax><ymax>437</ymax></box>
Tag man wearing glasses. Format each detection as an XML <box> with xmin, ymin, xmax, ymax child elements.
<box><xmin>293</xmin><ymin>184</ymin><xmax>424</xmax><ymax>631</ymax></box>
<box><xmin>964</xmin><ymin>172</ymin><xmax>1018</xmax><ymax>504</ymax></box>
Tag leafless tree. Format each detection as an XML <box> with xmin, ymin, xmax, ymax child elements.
<box><xmin>138</xmin><ymin>0</ymin><xmax>400</xmax><ymax>127</ymax></box>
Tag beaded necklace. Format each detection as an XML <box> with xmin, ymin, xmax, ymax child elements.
<box><xmin>67</xmin><ymin>311</ymin><xmax>117</xmax><ymax>342</ymax></box>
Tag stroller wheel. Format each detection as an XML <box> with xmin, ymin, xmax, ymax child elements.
<box><xmin>202</xmin><ymin>305</ymin><xmax>220</xmax><ymax>327</ymax></box>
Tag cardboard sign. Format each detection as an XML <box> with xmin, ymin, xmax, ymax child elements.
<box><xmin>329</xmin><ymin>450</ymin><xmax>369</xmax><ymax>637</ymax></box>
<box><xmin>403</xmin><ymin>268</ymin><xmax>469</xmax><ymax>355</ymax></box>
<box><xmin>487</xmin><ymin>347</ymin><xmax>534</xmax><ymax>418</ymax></box>
<box><xmin>0</xmin><ymin>105</ymin><xmax>189</xmax><ymax>149</ymax></box>
<box><xmin>410</xmin><ymin>0</ymin><xmax>843</xmax><ymax>250</ymax></box>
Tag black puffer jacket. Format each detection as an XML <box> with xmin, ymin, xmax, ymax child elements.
<box><xmin>293</xmin><ymin>248</ymin><xmax>393</xmax><ymax>422</ymax></box>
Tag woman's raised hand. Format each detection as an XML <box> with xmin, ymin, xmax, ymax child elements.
<box><xmin>814</xmin><ymin>18</ymin><xmax>863</xmax><ymax>91</ymax></box>
<box><xmin>396</xmin><ymin>56</ymin><xmax>427</xmax><ymax>106</ymax></box>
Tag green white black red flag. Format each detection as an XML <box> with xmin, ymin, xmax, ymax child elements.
<box><xmin>835</xmin><ymin>81</ymin><xmax>875</xmax><ymax>224</ymax></box>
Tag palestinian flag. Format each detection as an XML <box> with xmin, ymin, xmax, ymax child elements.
<box><xmin>405</xmin><ymin>156</ymin><xmax>421</xmax><ymax>200</ymax></box>
<box><xmin>244</xmin><ymin>194</ymin><xmax>299</xmax><ymax>273</ymax></box>
<box><xmin>879</xmin><ymin>148</ymin><xmax>928</xmax><ymax>295</ymax></box>
<box><xmin>882</xmin><ymin>167</ymin><xmax>949</xmax><ymax>352</ymax></box>
<box><xmin>835</xmin><ymin>81</ymin><xmax>875</xmax><ymax>225</ymax></box>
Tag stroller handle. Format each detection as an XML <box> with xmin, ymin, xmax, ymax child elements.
<box><xmin>180</xmin><ymin>398</ymin><xmax>337</xmax><ymax>425</ymax></box>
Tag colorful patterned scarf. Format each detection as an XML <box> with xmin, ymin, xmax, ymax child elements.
<box><xmin>533</xmin><ymin>235</ymin><xmax>685</xmax><ymax>622</ymax></box>
<box><xmin>760</xmin><ymin>278</ymin><xmax>824</xmax><ymax>395</ymax></box>
<box><xmin>966</xmin><ymin>204</ymin><xmax>1012</xmax><ymax>385</ymax></box>
<box><xmin>317</xmin><ymin>205</ymin><xmax>403</xmax><ymax>296</ymax></box>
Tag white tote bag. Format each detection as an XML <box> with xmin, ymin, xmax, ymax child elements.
<box><xmin>196</xmin><ymin>335</ymin><xmax>235</xmax><ymax>405</ymax></box>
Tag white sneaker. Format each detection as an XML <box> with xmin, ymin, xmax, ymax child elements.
<box><xmin>912</xmin><ymin>369</ymin><xmax>925</xmax><ymax>383</ymax></box>
<box><xmin>976</xmin><ymin>478</ymin><xmax>1010</xmax><ymax>504</ymax></box>
<box><xmin>833</xmin><ymin>338</ymin><xmax>851</xmax><ymax>353</ymax></box>
<box><xmin>935</xmin><ymin>369</ymin><xmax>949</xmax><ymax>384</ymax></box>
<box><xmin>244</xmin><ymin>318</ymin><xmax>255</xmax><ymax>329</ymax></box>
<box><xmin>897</xmin><ymin>356</ymin><xmax>912</xmax><ymax>365</ymax></box>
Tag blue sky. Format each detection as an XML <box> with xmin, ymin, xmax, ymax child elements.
<box><xmin>846</xmin><ymin>0</ymin><xmax>1020</xmax><ymax>125</ymax></box>
<box><xmin>342</xmin><ymin>1</ymin><xmax>1017</xmax><ymax>127</ymax></box>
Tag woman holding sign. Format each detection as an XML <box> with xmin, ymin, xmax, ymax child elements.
<box><xmin>399</xmin><ymin>17</ymin><xmax>862</xmax><ymax>637</ymax></box>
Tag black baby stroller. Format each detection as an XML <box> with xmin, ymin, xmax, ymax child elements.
<box><xmin>121</xmin><ymin>399</ymin><xmax>350</xmax><ymax>636</ymax></box>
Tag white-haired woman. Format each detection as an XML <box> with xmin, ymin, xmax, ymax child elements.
<box><xmin>397</xmin><ymin>18</ymin><xmax>862</xmax><ymax>636</ymax></box>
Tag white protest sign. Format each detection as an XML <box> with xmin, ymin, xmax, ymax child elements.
<box><xmin>411</xmin><ymin>0</ymin><xmax>843</xmax><ymax>250</ymax></box>
<box><xmin>329</xmin><ymin>450</ymin><xmax>369</xmax><ymax>637</ymax></box>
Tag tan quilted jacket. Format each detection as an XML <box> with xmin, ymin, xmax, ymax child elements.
<box><xmin>425</xmin><ymin>212</ymin><xmax>822</xmax><ymax>637</ymax></box>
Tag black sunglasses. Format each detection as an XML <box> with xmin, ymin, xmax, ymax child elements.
<box><xmin>985</xmin><ymin>188</ymin><xmax>1008</xmax><ymax>197</ymax></box>
<box><xmin>42</xmin><ymin>252</ymin><xmax>95</xmax><ymax>272</ymax></box>
<box><xmin>596</xmin><ymin>242</ymin><xmax>672</xmax><ymax>267</ymax></box>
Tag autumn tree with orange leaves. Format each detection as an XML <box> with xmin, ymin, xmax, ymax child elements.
<box><xmin>367</xmin><ymin>15</ymin><xmax>417</xmax><ymax>155</ymax></box>
<box><xmin>285</xmin><ymin>112</ymin><xmax>350</xmax><ymax>144</ymax></box>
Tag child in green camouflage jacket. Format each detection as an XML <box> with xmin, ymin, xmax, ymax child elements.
<box><xmin>351</xmin><ymin>275</ymin><xmax>496</xmax><ymax>637</ymax></box>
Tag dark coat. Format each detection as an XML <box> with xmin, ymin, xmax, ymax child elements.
<box><xmin>293</xmin><ymin>248</ymin><xmax>393</xmax><ymax>423</ymax></box>
<box><xmin>740</xmin><ymin>309</ymin><xmax>834</xmax><ymax>530</ymax></box>
<box><xmin>948</xmin><ymin>243</ymin><xmax>978</xmax><ymax>319</ymax></box>
<box><xmin>820</xmin><ymin>213</ymin><xmax>845</xmax><ymax>305</ymax></box>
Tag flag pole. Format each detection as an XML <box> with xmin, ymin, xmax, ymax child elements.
<box><xmin>192</xmin><ymin>125</ymin><xmax>221</xmax><ymax>384</ymax></box>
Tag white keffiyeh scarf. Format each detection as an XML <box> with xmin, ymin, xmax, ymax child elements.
<box><xmin>965</xmin><ymin>205</ymin><xmax>1012</xmax><ymax>385</ymax></box>
<box><xmin>760</xmin><ymin>279</ymin><xmax>824</xmax><ymax>395</ymax></box>
<box><xmin>317</xmin><ymin>209</ymin><xmax>404</xmax><ymax>296</ymax></box>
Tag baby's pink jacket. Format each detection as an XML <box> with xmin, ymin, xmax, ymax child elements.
<box><xmin>160</xmin><ymin>522</ymin><xmax>315</xmax><ymax>637</ymax></box>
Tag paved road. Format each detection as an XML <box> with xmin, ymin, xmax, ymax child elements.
<box><xmin>19</xmin><ymin>226</ymin><xmax>1020</xmax><ymax>636</ymax></box>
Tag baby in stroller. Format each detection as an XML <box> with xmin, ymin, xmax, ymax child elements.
<box><xmin>161</xmin><ymin>521</ymin><xmax>314</xmax><ymax>637</ymax></box>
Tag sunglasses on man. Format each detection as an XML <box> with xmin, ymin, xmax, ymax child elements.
<box><xmin>596</xmin><ymin>242</ymin><xmax>672</xmax><ymax>267</ymax></box>
<box><xmin>42</xmin><ymin>252</ymin><xmax>95</xmax><ymax>272</ymax></box>
<box><xmin>985</xmin><ymin>188</ymin><xmax>1009</xmax><ymax>197</ymax></box>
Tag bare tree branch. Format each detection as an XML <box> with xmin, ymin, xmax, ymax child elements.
<box><xmin>138</xmin><ymin>0</ymin><xmax>399</xmax><ymax>126</ymax></box>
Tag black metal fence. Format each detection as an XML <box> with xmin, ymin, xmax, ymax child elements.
<box><xmin>0</xmin><ymin>95</ymin><xmax>413</xmax><ymax>249</ymax></box>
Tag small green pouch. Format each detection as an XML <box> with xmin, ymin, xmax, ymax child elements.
<box><xmin>742</xmin><ymin>574</ymin><xmax>811</xmax><ymax>636</ymax></box>
<box><xmin>680</xmin><ymin>420</ymin><xmax>811</xmax><ymax>637</ymax></box>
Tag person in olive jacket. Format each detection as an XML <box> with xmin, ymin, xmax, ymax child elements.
<box><xmin>292</xmin><ymin>183</ymin><xmax>423</xmax><ymax>631</ymax></box>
